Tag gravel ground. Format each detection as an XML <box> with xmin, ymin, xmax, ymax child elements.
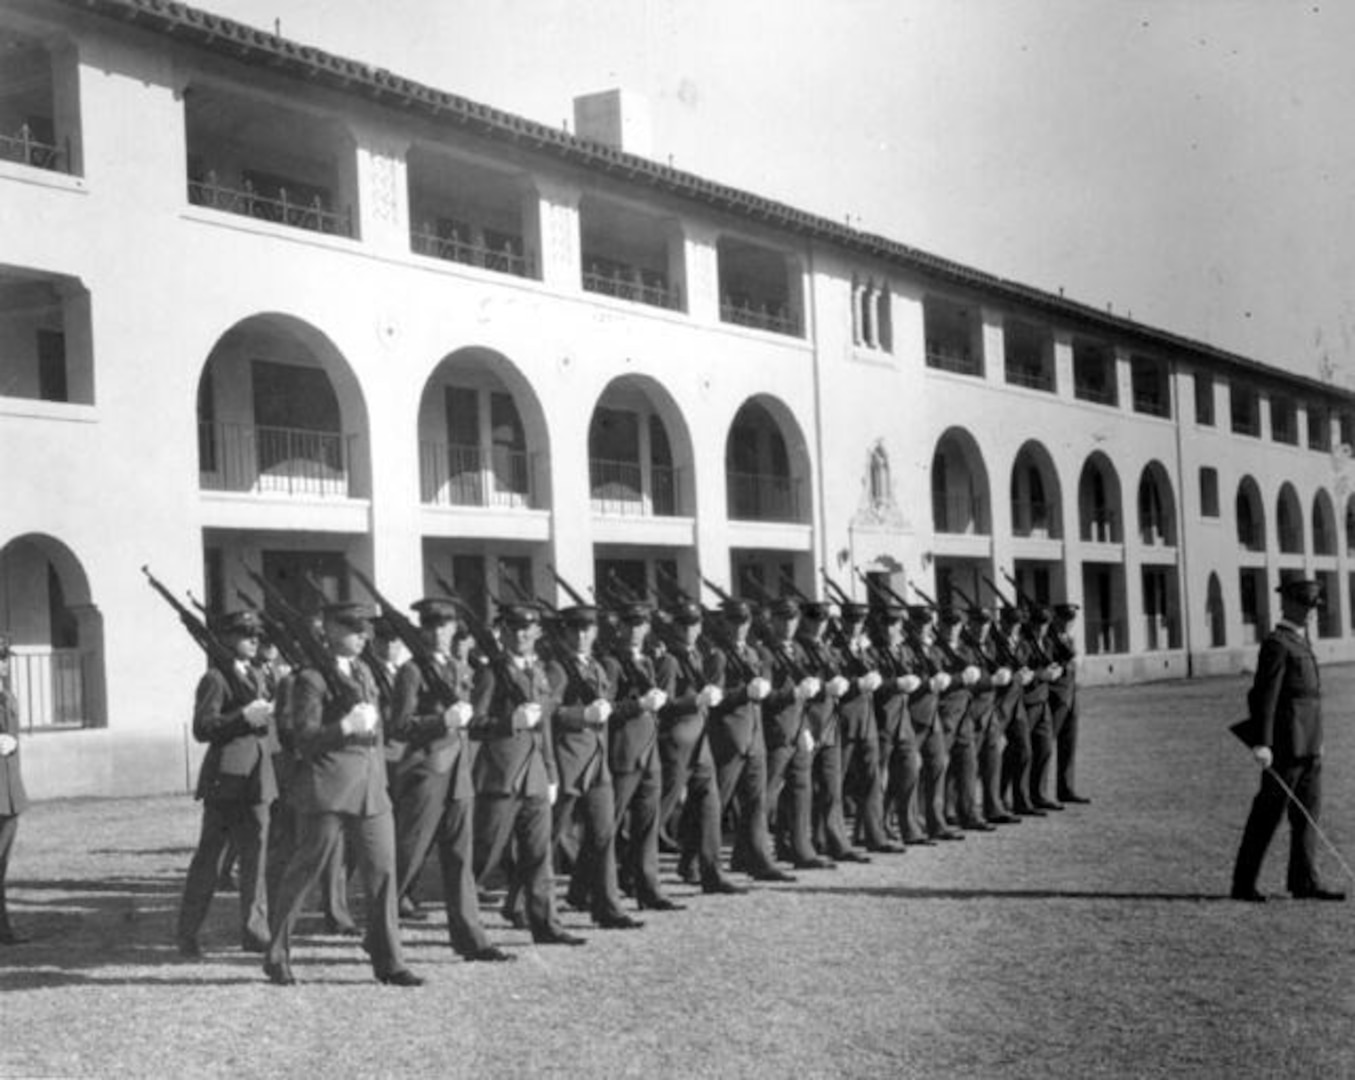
<box><xmin>2</xmin><ymin>668</ymin><xmax>1353</xmax><ymax>1079</ymax></box>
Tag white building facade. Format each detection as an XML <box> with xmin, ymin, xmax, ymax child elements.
<box><xmin>3</xmin><ymin>0</ymin><xmax>1353</xmax><ymax>798</ymax></box>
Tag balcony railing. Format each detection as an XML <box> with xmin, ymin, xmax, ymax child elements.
<box><xmin>1012</xmin><ymin>498</ymin><xmax>1058</xmax><ymax>538</ymax></box>
<box><xmin>589</xmin><ymin>458</ymin><xmax>680</xmax><ymax>517</ymax></box>
<box><xmin>188</xmin><ymin>173</ymin><xmax>353</xmax><ymax>237</ymax></box>
<box><xmin>1081</xmin><ymin>509</ymin><xmax>1119</xmax><ymax>544</ymax></box>
<box><xmin>1140</xmin><ymin>520</ymin><xmax>1172</xmax><ymax>546</ymax></box>
<box><xmin>1075</xmin><ymin>383</ymin><xmax>1117</xmax><ymax>406</ymax></box>
<box><xmin>410</xmin><ymin>227</ymin><xmax>534</xmax><ymax>279</ymax></box>
<box><xmin>932</xmin><ymin>491</ymin><xmax>986</xmax><ymax>535</ymax></box>
<box><xmin>582</xmin><ymin>268</ymin><xmax>682</xmax><ymax>311</ymax></box>
<box><xmin>420</xmin><ymin>442</ymin><xmax>536</xmax><ymax>509</ymax></box>
<box><xmin>9</xmin><ymin>647</ymin><xmax>95</xmax><ymax>730</ymax></box>
<box><xmin>1231</xmin><ymin>413</ymin><xmax>1261</xmax><ymax>437</ymax></box>
<box><xmin>0</xmin><ymin>123</ymin><xmax>66</xmax><ymax>172</ymax></box>
<box><xmin>720</xmin><ymin>298</ymin><xmax>801</xmax><ymax>337</ymax></box>
<box><xmin>926</xmin><ymin>350</ymin><xmax>983</xmax><ymax>377</ymax></box>
<box><xmin>1133</xmin><ymin>394</ymin><xmax>1170</xmax><ymax>418</ymax></box>
<box><xmin>1143</xmin><ymin>614</ymin><xmax>1179</xmax><ymax>651</ymax></box>
<box><xmin>199</xmin><ymin>421</ymin><xmax>359</xmax><ymax>498</ymax></box>
<box><xmin>1005</xmin><ymin>365</ymin><xmax>1054</xmax><ymax>392</ymax></box>
<box><xmin>727</xmin><ymin>470</ymin><xmax>802</xmax><ymax>523</ymax></box>
<box><xmin>1084</xmin><ymin>618</ymin><xmax>1124</xmax><ymax>656</ymax></box>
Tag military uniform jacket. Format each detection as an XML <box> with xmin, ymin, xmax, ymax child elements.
<box><xmin>872</xmin><ymin>640</ymin><xmax>912</xmax><ymax>743</ymax></box>
<box><xmin>904</xmin><ymin>640</ymin><xmax>942</xmax><ymax>734</ymax></box>
<box><xmin>961</xmin><ymin>638</ymin><xmax>998</xmax><ymax>720</ymax></box>
<box><xmin>706</xmin><ymin>640</ymin><xmax>766</xmax><ymax>761</ymax></box>
<box><xmin>0</xmin><ymin>685</ymin><xmax>28</xmax><ymax>817</ymax></box>
<box><xmin>602</xmin><ymin>650</ymin><xmax>661</xmax><ymax>774</ymax></box>
<box><xmin>993</xmin><ymin>632</ymin><xmax>1028</xmax><ymax>721</ymax></box>
<box><xmin>795</xmin><ymin>634</ymin><xmax>842</xmax><ymax>747</ymax></box>
<box><xmin>1048</xmin><ymin>628</ymin><xmax>1077</xmax><ymax>709</ymax></box>
<box><xmin>547</xmin><ymin>650</ymin><xmax>613</xmax><ymax>796</ymax></box>
<box><xmin>192</xmin><ymin>664</ymin><xmax>278</xmax><ymax>806</ymax></box>
<box><xmin>657</xmin><ymin>642</ymin><xmax>718</xmax><ymax>742</ymax></box>
<box><xmin>289</xmin><ymin>658</ymin><xmax>392</xmax><ymax>817</ymax></box>
<box><xmin>470</xmin><ymin>656</ymin><xmax>557</xmax><ymax>798</ymax></box>
<box><xmin>1019</xmin><ymin>635</ymin><xmax>1052</xmax><ymax>707</ymax></box>
<box><xmin>388</xmin><ymin>654</ymin><xmax>474</xmax><ymax>796</ymax></box>
<box><xmin>835</xmin><ymin>635</ymin><xmax>880</xmax><ymax>743</ymax></box>
<box><xmin>757</xmin><ymin>639</ymin><xmax>811</xmax><ymax>749</ymax></box>
<box><xmin>1249</xmin><ymin>623</ymin><xmax>1323</xmax><ymax>761</ymax></box>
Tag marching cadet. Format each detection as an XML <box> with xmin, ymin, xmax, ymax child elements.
<box><xmin>176</xmin><ymin>610</ymin><xmax>276</xmax><ymax>958</ymax></box>
<box><xmin>903</xmin><ymin>605</ymin><xmax>965</xmax><ymax>842</ymax></box>
<box><xmin>603</xmin><ymin>603</ymin><xmax>681</xmax><ymax>911</ymax></box>
<box><xmin>963</xmin><ymin>608</ymin><xmax>1019</xmax><ymax>826</ymax></box>
<box><xmin>758</xmin><ymin>598</ymin><xmax>831</xmax><ymax>870</ymax></box>
<box><xmin>706</xmin><ymin>600</ymin><xmax>794</xmax><ymax>883</ymax></box>
<box><xmin>935</xmin><ymin>607</ymin><xmax>990</xmax><ymax>834</ymax></box>
<box><xmin>1048</xmin><ymin>603</ymin><xmax>1090</xmax><ymax>805</ymax></box>
<box><xmin>872</xmin><ymin>604</ymin><xmax>927</xmax><ymax>846</ymax></box>
<box><xmin>1020</xmin><ymin>605</ymin><xmax>1065</xmax><ymax>812</ymax></box>
<box><xmin>546</xmin><ymin>604</ymin><xmax>644</xmax><ymax>929</ymax></box>
<box><xmin>832</xmin><ymin>602</ymin><xmax>894</xmax><ymax>856</ymax></box>
<box><xmin>658</xmin><ymin>601</ymin><xmax>747</xmax><ymax>895</ymax></box>
<box><xmin>470</xmin><ymin>604</ymin><xmax>582</xmax><ymax>946</ymax></box>
<box><xmin>0</xmin><ymin>634</ymin><xmax>30</xmax><ymax>945</ymax></box>
<box><xmin>997</xmin><ymin>605</ymin><xmax>1041</xmax><ymax>817</ymax></box>
<box><xmin>264</xmin><ymin>602</ymin><xmax>422</xmax><ymax>987</ymax></box>
<box><xmin>388</xmin><ymin>598</ymin><xmax>513</xmax><ymax>961</ymax></box>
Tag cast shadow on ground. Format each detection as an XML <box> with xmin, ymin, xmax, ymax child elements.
<box><xmin>788</xmin><ymin>884</ymin><xmax>1234</xmax><ymax>902</ymax></box>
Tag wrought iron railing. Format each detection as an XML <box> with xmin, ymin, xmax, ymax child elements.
<box><xmin>199</xmin><ymin>421</ymin><xmax>359</xmax><ymax>497</ymax></box>
<box><xmin>1012</xmin><ymin>498</ymin><xmax>1059</xmax><ymax>537</ymax></box>
<box><xmin>926</xmin><ymin>350</ymin><xmax>983</xmax><ymax>376</ymax></box>
<box><xmin>1139</xmin><ymin>518</ymin><xmax>1173</xmax><ymax>546</ymax></box>
<box><xmin>1133</xmin><ymin>392</ymin><xmax>1170</xmax><ymax>418</ymax></box>
<box><xmin>589</xmin><ymin>458</ymin><xmax>680</xmax><ymax>516</ymax></box>
<box><xmin>726</xmin><ymin>470</ymin><xmax>802</xmax><ymax>523</ymax></box>
<box><xmin>1075</xmin><ymin>382</ymin><xmax>1117</xmax><ymax>405</ymax></box>
<box><xmin>582</xmin><ymin>268</ymin><xmax>682</xmax><ymax>311</ymax></box>
<box><xmin>410</xmin><ymin>227</ymin><xmax>534</xmax><ymax>279</ymax></box>
<box><xmin>0</xmin><ymin>123</ymin><xmax>66</xmax><ymax>172</ymax></box>
<box><xmin>720</xmin><ymin>298</ymin><xmax>801</xmax><ymax>337</ymax></box>
<box><xmin>419</xmin><ymin>442</ymin><xmax>535</xmax><ymax>509</ymax></box>
<box><xmin>188</xmin><ymin>172</ymin><xmax>353</xmax><ymax>237</ymax></box>
<box><xmin>8</xmin><ymin>647</ymin><xmax>94</xmax><ymax>730</ymax></box>
<box><xmin>1081</xmin><ymin>509</ymin><xmax>1119</xmax><ymax>544</ymax></box>
<box><xmin>1005</xmin><ymin>365</ymin><xmax>1054</xmax><ymax>392</ymax></box>
<box><xmin>932</xmin><ymin>491</ymin><xmax>986</xmax><ymax>535</ymax></box>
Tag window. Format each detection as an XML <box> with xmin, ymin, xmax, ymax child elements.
<box><xmin>1130</xmin><ymin>356</ymin><xmax>1170</xmax><ymax>418</ymax></box>
<box><xmin>852</xmin><ymin>277</ymin><xmax>892</xmax><ymax>353</ymax></box>
<box><xmin>1194</xmin><ymin>372</ymin><xmax>1214</xmax><ymax>426</ymax></box>
<box><xmin>1230</xmin><ymin>383</ymin><xmax>1260</xmax><ymax>437</ymax></box>
<box><xmin>1270</xmin><ymin>395</ymin><xmax>1297</xmax><ymax>445</ymax></box>
<box><xmin>1073</xmin><ymin>340</ymin><xmax>1117</xmax><ymax>406</ymax></box>
<box><xmin>1199</xmin><ymin>467</ymin><xmax>1219</xmax><ymax>518</ymax></box>
<box><xmin>1308</xmin><ymin>404</ymin><xmax>1331</xmax><ymax>451</ymax></box>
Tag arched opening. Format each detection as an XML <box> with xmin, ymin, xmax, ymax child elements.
<box><xmin>1010</xmin><ymin>440</ymin><xmax>1062</xmax><ymax>539</ymax></box>
<box><xmin>1346</xmin><ymin>495</ymin><xmax>1355</xmax><ymax>557</ymax></box>
<box><xmin>0</xmin><ymin>533</ymin><xmax>104</xmax><ymax>729</ymax></box>
<box><xmin>1077</xmin><ymin>452</ymin><xmax>1123</xmax><ymax>543</ymax></box>
<box><xmin>1137</xmin><ymin>460</ymin><xmax>1177</xmax><ymax>546</ymax></box>
<box><xmin>196</xmin><ymin>314</ymin><xmax>370</xmax><ymax>499</ymax></box>
<box><xmin>1312</xmin><ymin>489</ymin><xmax>1337</xmax><ymax>557</ymax></box>
<box><xmin>724</xmin><ymin>396</ymin><xmax>812</xmax><ymax>524</ymax></box>
<box><xmin>1276</xmin><ymin>483</ymin><xmax>1304</xmax><ymax>554</ymax></box>
<box><xmin>931</xmin><ymin>428</ymin><xmax>990</xmax><ymax>535</ymax></box>
<box><xmin>588</xmin><ymin>375</ymin><xmax>694</xmax><ymax>519</ymax></box>
<box><xmin>1236</xmin><ymin>476</ymin><xmax>1265</xmax><ymax>552</ymax></box>
<box><xmin>1205</xmin><ymin>572</ymin><xmax>1225</xmax><ymax>648</ymax></box>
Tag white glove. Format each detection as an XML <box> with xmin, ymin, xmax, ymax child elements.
<box><xmin>799</xmin><ymin>728</ymin><xmax>816</xmax><ymax>753</ymax></box>
<box><xmin>747</xmin><ymin>677</ymin><xmax>772</xmax><ymax>702</ymax></box>
<box><xmin>1253</xmin><ymin>746</ymin><xmax>1273</xmax><ymax>769</ymax></box>
<box><xmin>1019</xmin><ymin>667</ymin><xmax>1035</xmax><ymax>686</ymax></box>
<box><xmin>447</xmin><ymin>701</ymin><xmax>474</xmax><ymax>729</ymax></box>
<box><xmin>827</xmin><ymin>675</ymin><xmax>851</xmax><ymax>698</ymax></box>
<box><xmin>826</xmin><ymin>603</ymin><xmax>842</xmax><ymax>621</ymax></box>
<box><xmin>548</xmin><ymin>781</ymin><xmax>559</xmax><ymax>806</ymax></box>
<box><xmin>1044</xmin><ymin>664</ymin><xmax>1063</xmax><ymax>682</ymax></box>
<box><xmin>929</xmin><ymin>672</ymin><xmax>952</xmax><ymax>694</ymax></box>
<box><xmin>243</xmin><ymin>699</ymin><xmax>274</xmax><ymax>729</ymax></box>
<box><xmin>513</xmin><ymin>702</ymin><xmax>543</xmax><ymax>729</ymax></box>
<box><xmin>584</xmin><ymin>699</ymin><xmax>613</xmax><ymax>726</ymax></box>
<box><xmin>795</xmin><ymin>676</ymin><xmax>822</xmax><ymax>701</ymax></box>
<box><xmin>992</xmin><ymin>667</ymin><xmax>1013</xmax><ymax>687</ymax></box>
<box><xmin>698</xmin><ymin>685</ymin><xmax>725</xmax><ymax>709</ymax></box>
<box><xmin>0</xmin><ymin>733</ymin><xmax>16</xmax><ymax>757</ymax></box>
<box><xmin>898</xmin><ymin>674</ymin><xmax>923</xmax><ymax>694</ymax></box>
<box><xmin>340</xmin><ymin>702</ymin><xmax>379</xmax><ymax>736</ymax></box>
<box><xmin>962</xmin><ymin>665</ymin><xmax>982</xmax><ymax>687</ymax></box>
<box><xmin>858</xmin><ymin>671</ymin><xmax>884</xmax><ymax>694</ymax></box>
<box><xmin>641</xmin><ymin>688</ymin><xmax>668</xmax><ymax>713</ymax></box>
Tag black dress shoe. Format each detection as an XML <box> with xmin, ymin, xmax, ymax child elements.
<box><xmin>904</xmin><ymin>836</ymin><xmax>937</xmax><ymax>847</ymax></box>
<box><xmin>398</xmin><ymin>901</ymin><xmax>429</xmax><ymax>922</ymax></box>
<box><xmin>834</xmin><ymin>850</ymin><xmax>873</xmax><ymax>863</ymax></box>
<box><xmin>1230</xmin><ymin>888</ymin><xmax>1267</xmax><ymax>903</ymax></box>
<box><xmin>750</xmin><ymin>867</ymin><xmax>797</xmax><ymax>883</ymax></box>
<box><xmin>594</xmin><ymin>911</ymin><xmax>645</xmax><ymax>930</ymax></box>
<box><xmin>240</xmin><ymin>935</ymin><xmax>270</xmax><ymax>954</ymax></box>
<box><xmin>792</xmin><ymin>856</ymin><xmax>836</xmax><ymax>870</ymax></box>
<box><xmin>866</xmin><ymin>841</ymin><xmax>906</xmax><ymax>854</ymax></box>
<box><xmin>177</xmin><ymin>937</ymin><xmax>202</xmax><ymax>959</ymax></box>
<box><xmin>702</xmin><ymin>878</ymin><xmax>749</xmax><ymax>895</ymax></box>
<box><xmin>960</xmin><ymin>820</ymin><xmax>997</xmax><ymax>833</ymax></box>
<box><xmin>465</xmin><ymin>945</ymin><xmax>516</xmax><ymax>962</ymax></box>
<box><xmin>1013</xmin><ymin>805</ymin><xmax>1047</xmax><ymax>817</ymax></box>
<box><xmin>563</xmin><ymin>891</ymin><xmax>591</xmax><ymax>913</ymax></box>
<box><xmin>533</xmin><ymin>928</ymin><xmax>586</xmax><ymax>946</ymax></box>
<box><xmin>987</xmin><ymin>813</ymin><xmax>1020</xmax><ymax>825</ymax></box>
<box><xmin>379</xmin><ymin>969</ymin><xmax>425</xmax><ymax>987</ymax></box>
<box><xmin>1032</xmin><ymin>799</ymin><xmax>1064</xmax><ymax>812</ymax></box>
<box><xmin>263</xmin><ymin>960</ymin><xmax>297</xmax><ymax>986</ymax></box>
<box><xmin>1292</xmin><ymin>886</ymin><xmax>1346</xmax><ymax>901</ymax></box>
<box><xmin>657</xmin><ymin>834</ymin><xmax>681</xmax><ymax>855</ymax></box>
<box><xmin>636</xmin><ymin>894</ymin><xmax>685</xmax><ymax>912</ymax></box>
<box><xmin>1059</xmin><ymin>792</ymin><xmax>1091</xmax><ymax>805</ymax></box>
<box><xmin>931</xmin><ymin>830</ymin><xmax>965</xmax><ymax>842</ymax></box>
<box><xmin>500</xmin><ymin>906</ymin><xmax>528</xmax><ymax>930</ymax></box>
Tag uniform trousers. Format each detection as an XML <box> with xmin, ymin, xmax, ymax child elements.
<box><xmin>1000</xmin><ymin>700</ymin><xmax>1034</xmax><ymax>810</ymax></box>
<box><xmin>393</xmin><ymin>765</ymin><xmax>451</xmax><ymax>905</ymax></box>
<box><xmin>1232</xmin><ymin>757</ymin><xmax>1322</xmax><ymax>895</ymax></box>
<box><xmin>1050</xmin><ymin>690</ymin><xmax>1080</xmax><ymax>799</ymax></box>
<box><xmin>474</xmin><ymin>791</ymin><xmax>560</xmax><ymax>936</ymax></box>
<box><xmin>436</xmin><ymin>795</ymin><xmax>493</xmax><ymax>955</ymax></box>
<box><xmin>766</xmin><ymin>741</ymin><xmax>815</xmax><ymax>863</ymax></box>
<box><xmin>720</xmin><ymin>746</ymin><xmax>778</xmax><ymax>874</ymax></box>
<box><xmin>611</xmin><ymin>748</ymin><xmax>664</xmax><ymax>901</ymax></box>
<box><xmin>266</xmin><ymin>798</ymin><xmax>354</xmax><ymax>930</ymax></box>
<box><xmin>973</xmin><ymin>701</ymin><xmax>1008</xmax><ymax>820</ymax></box>
<box><xmin>841</xmin><ymin>725</ymin><xmax>888</xmax><ymax>849</ymax></box>
<box><xmin>0</xmin><ymin>814</ymin><xmax>18</xmax><ymax>934</ymax></box>
<box><xmin>559</xmin><ymin>781</ymin><xmax>627</xmax><ymax>919</ymax></box>
<box><xmin>943</xmin><ymin>713</ymin><xmax>982</xmax><ymax>827</ymax></box>
<box><xmin>880</xmin><ymin>718</ymin><xmax>924</xmax><ymax>842</ymax></box>
<box><xmin>671</xmin><ymin>741</ymin><xmax>727</xmax><ymax>881</ymax></box>
<box><xmin>811</xmin><ymin>742</ymin><xmax>852</xmax><ymax>857</ymax></box>
<box><xmin>1025</xmin><ymin>699</ymin><xmax>1055</xmax><ymax>804</ymax></box>
<box><xmin>266</xmin><ymin>809</ymin><xmax>405</xmax><ymax>978</ymax></box>
<box><xmin>178</xmin><ymin>800</ymin><xmax>270</xmax><ymax>944</ymax></box>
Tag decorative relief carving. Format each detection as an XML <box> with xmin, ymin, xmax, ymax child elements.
<box><xmin>851</xmin><ymin>439</ymin><xmax>909</xmax><ymax>531</ymax></box>
<box><xmin>370</xmin><ymin>153</ymin><xmax>398</xmax><ymax>224</ymax></box>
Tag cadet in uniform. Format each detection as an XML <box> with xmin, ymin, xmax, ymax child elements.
<box><xmin>0</xmin><ymin>634</ymin><xmax>29</xmax><ymax>945</ymax></box>
<box><xmin>1048</xmin><ymin>603</ymin><xmax>1089</xmax><ymax>804</ymax></box>
<box><xmin>1021</xmin><ymin>606</ymin><xmax>1065</xmax><ymax>812</ymax></box>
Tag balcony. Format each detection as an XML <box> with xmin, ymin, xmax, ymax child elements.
<box><xmin>583</xmin><ymin>260</ymin><xmax>681</xmax><ymax>311</ymax></box>
<box><xmin>420</xmin><ymin>442</ymin><xmax>537</xmax><ymax>509</ymax></box>
<box><xmin>199</xmin><ymin>421</ymin><xmax>360</xmax><ymax>498</ymax></box>
<box><xmin>1133</xmin><ymin>393</ymin><xmax>1170</xmax><ymax>419</ymax></box>
<box><xmin>188</xmin><ymin>172</ymin><xmax>353</xmax><ymax>237</ymax></box>
<box><xmin>727</xmin><ymin>471</ymin><xmax>802</xmax><ymax>523</ymax></box>
<box><xmin>411</xmin><ymin>225</ymin><xmax>533</xmax><ymax>279</ymax></box>
<box><xmin>9</xmin><ymin>646</ymin><xmax>96</xmax><ymax>730</ymax></box>
<box><xmin>927</xmin><ymin>349</ymin><xmax>983</xmax><ymax>377</ymax></box>
<box><xmin>0</xmin><ymin>122</ymin><xmax>67</xmax><ymax>173</ymax></box>
<box><xmin>1012</xmin><ymin>498</ymin><xmax>1059</xmax><ymax>538</ymax></box>
<box><xmin>720</xmin><ymin>298</ymin><xmax>800</xmax><ymax>337</ymax></box>
<box><xmin>717</xmin><ymin>237</ymin><xmax>802</xmax><ymax>338</ymax></box>
<box><xmin>1075</xmin><ymin>382</ymin><xmax>1117</xmax><ymax>406</ymax></box>
<box><xmin>590</xmin><ymin>458</ymin><xmax>680</xmax><ymax>517</ymax></box>
<box><xmin>1005</xmin><ymin>364</ymin><xmax>1054</xmax><ymax>392</ymax></box>
<box><xmin>1082</xmin><ymin>510</ymin><xmax>1119</xmax><ymax>544</ymax></box>
<box><xmin>933</xmin><ymin>492</ymin><xmax>986</xmax><ymax>535</ymax></box>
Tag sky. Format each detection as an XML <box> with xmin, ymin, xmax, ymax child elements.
<box><xmin>196</xmin><ymin>0</ymin><xmax>1355</xmax><ymax>389</ymax></box>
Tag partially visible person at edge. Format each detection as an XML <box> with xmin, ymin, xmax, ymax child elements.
<box><xmin>1231</xmin><ymin>578</ymin><xmax>1346</xmax><ymax>903</ymax></box>
<box><xmin>0</xmin><ymin>633</ymin><xmax>29</xmax><ymax>945</ymax></box>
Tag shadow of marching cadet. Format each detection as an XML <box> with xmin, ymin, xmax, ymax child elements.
<box><xmin>787</xmin><ymin>884</ymin><xmax>1236</xmax><ymax>902</ymax></box>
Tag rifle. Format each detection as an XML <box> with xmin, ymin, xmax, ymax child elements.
<box><xmin>431</xmin><ymin>572</ymin><xmax>531</xmax><ymax>707</ymax></box>
<box><xmin>235</xmin><ymin>588</ymin><xmax>306</xmax><ymax>670</ymax></box>
<box><xmin>738</xmin><ymin>572</ymin><xmax>809</xmax><ymax>685</ymax></box>
<box><xmin>547</xmin><ymin>564</ymin><xmax>590</xmax><ymax>607</ymax></box>
<box><xmin>781</xmin><ymin>571</ymin><xmax>848</xmax><ymax>656</ymax></box>
<box><xmin>695</xmin><ymin>576</ymin><xmax>758</xmax><ymax>683</ymax></box>
<box><xmin>819</xmin><ymin>568</ymin><xmax>853</xmax><ymax>605</ymax></box>
<box><xmin>907</xmin><ymin>578</ymin><xmax>967</xmax><ymax>670</ymax></box>
<box><xmin>142</xmin><ymin>565</ymin><xmax>259</xmax><ymax>701</ymax></box>
<box><xmin>855</xmin><ymin>568</ymin><xmax>939</xmax><ymax>678</ymax></box>
<box><xmin>945</xmin><ymin>581</ymin><xmax>1005</xmax><ymax>673</ymax></box>
<box><xmin>1000</xmin><ymin>570</ymin><xmax>1053</xmax><ymax>666</ymax></box>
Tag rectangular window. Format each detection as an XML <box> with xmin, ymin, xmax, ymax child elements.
<box><xmin>1271</xmin><ymin>396</ymin><xmax>1297</xmax><ymax>444</ymax></box>
<box><xmin>1199</xmin><ymin>467</ymin><xmax>1219</xmax><ymax>518</ymax></box>
<box><xmin>36</xmin><ymin>329</ymin><xmax>67</xmax><ymax>402</ymax></box>
<box><xmin>1194</xmin><ymin>372</ymin><xmax>1214</xmax><ymax>426</ymax></box>
<box><xmin>1230</xmin><ymin>383</ymin><xmax>1260</xmax><ymax>437</ymax></box>
<box><xmin>1308</xmin><ymin>404</ymin><xmax>1331</xmax><ymax>451</ymax></box>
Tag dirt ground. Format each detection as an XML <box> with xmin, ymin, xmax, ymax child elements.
<box><xmin>2</xmin><ymin>668</ymin><xmax>1353</xmax><ymax>1079</ymax></box>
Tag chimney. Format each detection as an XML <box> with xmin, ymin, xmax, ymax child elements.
<box><xmin>573</xmin><ymin>89</ymin><xmax>652</xmax><ymax>158</ymax></box>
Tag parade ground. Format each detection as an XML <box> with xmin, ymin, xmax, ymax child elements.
<box><xmin>2</xmin><ymin>670</ymin><xmax>1353</xmax><ymax>1079</ymax></box>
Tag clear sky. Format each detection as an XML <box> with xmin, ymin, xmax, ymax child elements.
<box><xmin>197</xmin><ymin>0</ymin><xmax>1354</xmax><ymax>388</ymax></box>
